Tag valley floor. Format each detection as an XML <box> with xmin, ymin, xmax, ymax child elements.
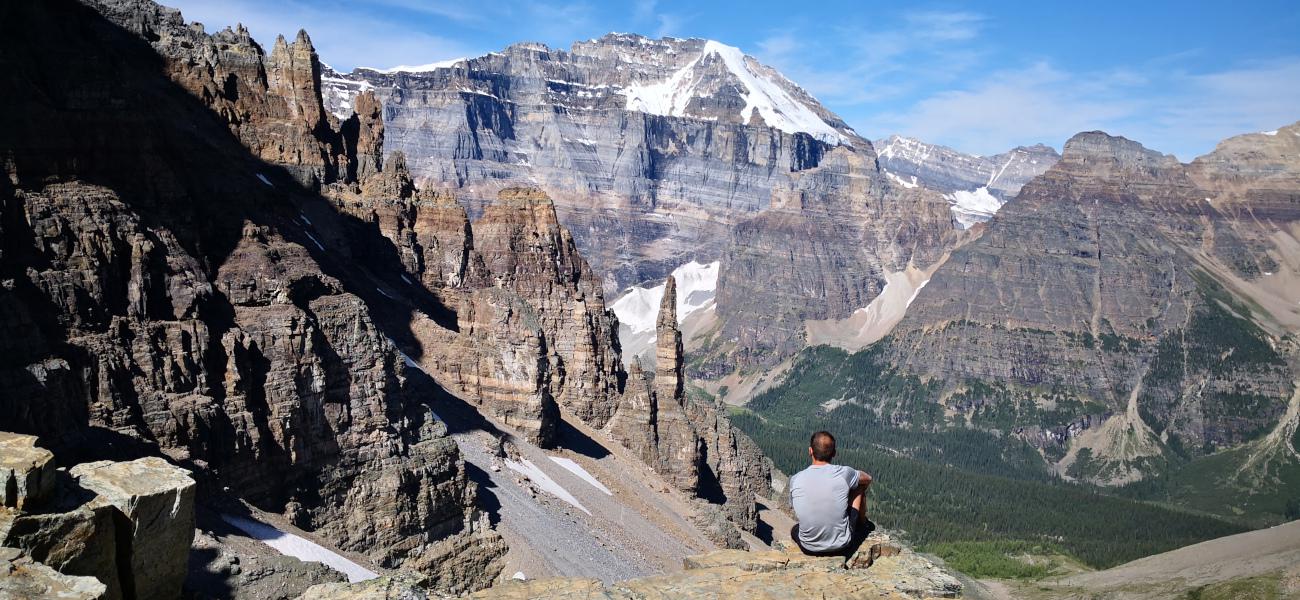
<box><xmin>979</xmin><ymin>519</ymin><xmax>1300</xmax><ymax>599</ymax></box>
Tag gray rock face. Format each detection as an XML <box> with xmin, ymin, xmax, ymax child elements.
<box><xmin>710</xmin><ymin>148</ymin><xmax>957</xmax><ymax>370</ymax></box>
<box><xmin>71</xmin><ymin>458</ymin><xmax>196</xmax><ymax>600</ymax></box>
<box><xmin>320</xmin><ymin>35</ymin><xmax>964</xmax><ymax>373</ymax></box>
<box><xmin>0</xmin><ymin>547</ymin><xmax>107</xmax><ymax>600</ymax></box>
<box><xmin>874</xmin><ymin>135</ymin><xmax>1059</xmax><ymax>198</ymax></box>
<box><xmin>809</xmin><ymin>126</ymin><xmax>1300</xmax><ymax>483</ymax></box>
<box><xmin>320</xmin><ymin>35</ymin><xmax>863</xmax><ymax>294</ymax></box>
<box><xmin>0</xmin><ymin>434</ymin><xmax>56</xmax><ymax>511</ymax></box>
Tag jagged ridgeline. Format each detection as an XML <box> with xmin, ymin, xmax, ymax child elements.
<box><xmin>0</xmin><ymin>0</ymin><xmax>782</xmax><ymax>594</ymax></box>
<box><xmin>735</xmin><ymin>125</ymin><xmax>1300</xmax><ymax>566</ymax></box>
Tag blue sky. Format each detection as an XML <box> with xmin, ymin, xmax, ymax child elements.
<box><xmin>166</xmin><ymin>0</ymin><xmax>1300</xmax><ymax>159</ymax></box>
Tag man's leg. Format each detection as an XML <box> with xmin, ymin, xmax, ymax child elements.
<box><xmin>849</xmin><ymin>485</ymin><xmax>868</xmax><ymax>528</ymax></box>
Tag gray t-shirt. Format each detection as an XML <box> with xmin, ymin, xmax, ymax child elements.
<box><xmin>789</xmin><ymin>464</ymin><xmax>861</xmax><ymax>552</ymax></box>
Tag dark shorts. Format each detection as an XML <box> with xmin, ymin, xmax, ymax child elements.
<box><xmin>790</xmin><ymin>516</ymin><xmax>874</xmax><ymax>557</ymax></box>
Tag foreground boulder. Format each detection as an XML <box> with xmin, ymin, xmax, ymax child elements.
<box><xmin>0</xmin><ymin>433</ymin><xmax>56</xmax><ymax>510</ymax></box>
<box><xmin>0</xmin><ymin>547</ymin><xmax>106</xmax><ymax>600</ymax></box>
<box><xmin>70</xmin><ymin>458</ymin><xmax>197</xmax><ymax>600</ymax></box>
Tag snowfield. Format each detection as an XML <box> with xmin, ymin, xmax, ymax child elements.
<box><xmin>505</xmin><ymin>458</ymin><xmax>592</xmax><ymax>515</ymax></box>
<box><xmin>549</xmin><ymin>456</ymin><xmax>613</xmax><ymax>495</ymax></box>
<box><xmin>610</xmin><ymin>260</ymin><xmax>719</xmax><ymax>334</ymax></box>
<box><xmin>886</xmin><ymin>171</ymin><xmax>919</xmax><ymax>189</ymax></box>
<box><xmin>621</xmin><ymin>41</ymin><xmax>850</xmax><ymax>145</ymax></box>
<box><xmin>220</xmin><ymin>514</ymin><xmax>378</xmax><ymax>583</ymax></box>
<box><xmin>360</xmin><ymin>57</ymin><xmax>465</xmax><ymax>73</ymax></box>
<box><xmin>944</xmin><ymin>186</ymin><xmax>1004</xmax><ymax>228</ymax></box>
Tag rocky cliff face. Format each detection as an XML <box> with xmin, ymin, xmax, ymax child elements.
<box><xmin>606</xmin><ymin>276</ymin><xmax>775</xmax><ymax>533</ymax></box>
<box><xmin>0</xmin><ymin>0</ymin><xmax>502</xmax><ymax>587</ymax></box>
<box><xmin>710</xmin><ymin>148</ymin><xmax>958</xmax><ymax>370</ymax></box>
<box><xmin>319</xmin><ymin>36</ymin><xmax>963</xmax><ymax>374</ymax></box>
<box><xmin>320</xmin><ymin>37</ymin><xmax>856</xmax><ymax>291</ymax></box>
<box><xmin>778</xmin><ymin>126</ymin><xmax>1300</xmax><ymax>484</ymax></box>
<box><xmin>1</xmin><ymin>6</ymin><xmax>786</xmax><ymax>594</ymax></box>
<box><xmin>874</xmin><ymin>135</ymin><xmax>1060</xmax><ymax>227</ymax></box>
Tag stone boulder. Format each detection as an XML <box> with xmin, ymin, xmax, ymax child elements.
<box><xmin>0</xmin><ymin>433</ymin><xmax>56</xmax><ymax>510</ymax></box>
<box><xmin>0</xmin><ymin>498</ymin><xmax>120</xmax><ymax>600</ymax></box>
<box><xmin>0</xmin><ymin>547</ymin><xmax>106</xmax><ymax>600</ymax></box>
<box><xmin>70</xmin><ymin>458</ymin><xmax>196</xmax><ymax>600</ymax></box>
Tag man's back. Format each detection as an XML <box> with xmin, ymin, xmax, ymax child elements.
<box><xmin>789</xmin><ymin>463</ymin><xmax>860</xmax><ymax>553</ymax></box>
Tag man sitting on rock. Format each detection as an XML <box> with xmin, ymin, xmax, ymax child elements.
<box><xmin>789</xmin><ymin>430</ymin><xmax>873</xmax><ymax>555</ymax></box>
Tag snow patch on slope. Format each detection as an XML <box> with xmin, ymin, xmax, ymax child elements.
<box><xmin>610</xmin><ymin>260</ymin><xmax>719</xmax><ymax>334</ymax></box>
<box><xmin>549</xmin><ymin>456</ymin><xmax>612</xmax><ymax>495</ymax></box>
<box><xmin>620</xmin><ymin>41</ymin><xmax>850</xmax><ymax>145</ymax></box>
<box><xmin>805</xmin><ymin>268</ymin><xmax>932</xmax><ymax>352</ymax></box>
<box><xmin>360</xmin><ymin>58</ymin><xmax>466</xmax><ymax>74</ymax></box>
<box><xmin>944</xmin><ymin>187</ymin><xmax>1004</xmax><ymax>229</ymax></box>
<box><xmin>886</xmin><ymin>171</ymin><xmax>918</xmax><ymax>189</ymax></box>
<box><xmin>220</xmin><ymin>514</ymin><xmax>378</xmax><ymax>583</ymax></box>
<box><xmin>505</xmin><ymin>458</ymin><xmax>591</xmax><ymax>515</ymax></box>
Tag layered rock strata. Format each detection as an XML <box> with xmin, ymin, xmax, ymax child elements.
<box><xmin>319</xmin><ymin>35</ymin><xmax>963</xmax><ymax>374</ymax></box>
<box><xmin>606</xmin><ymin>276</ymin><xmax>775</xmax><ymax>532</ymax></box>
<box><xmin>1</xmin><ymin>0</ymin><xmax>503</xmax><ymax>587</ymax></box>
<box><xmin>793</xmin><ymin>126</ymin><xmax>1300</xmax><ymax>483</ymax></box>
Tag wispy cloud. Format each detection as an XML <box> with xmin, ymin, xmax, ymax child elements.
<box><xmin>869</xmin><ymin>57</ymin><xmax>1300</xmax><ymax>159</ymax></box>
<box><xmin>754</xmin><ymin>10</ymin><xmax>987</xmax><ymax>105</ymax></box>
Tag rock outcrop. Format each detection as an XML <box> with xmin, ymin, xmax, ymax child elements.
<box><xmin>70</xmin><ymin>458</ymin><xmax>196</xmax><ymax>600</ymax></box>
<box><xmin>1</xmin><ymin>436</ymin><xmax>198</xmax><ymax>600</ymax></box>
<box><xmin>300</xmin><ymin>528</ymin><xmax>962</xmax><ymax>599</ymax></box>
<box><xmin>0</xmin><ymin>547</ymin><xmax>107</xmax><ymax>600</ymax></box>
<box><xmin>1</xmin><ymin>434</ymin><xmax>56</xmax><ymax>511</ymax></box>
<box><xmin>606</xmin><ymin>276</ymin><xmax>775</xmax><ymax>533</ymax></box>
<box><xmin>0</xmin><ymin>0</ymin><xmax>503</xmax><ymax>589</ymax></box>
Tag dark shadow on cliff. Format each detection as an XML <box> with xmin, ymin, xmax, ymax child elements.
<box><xmin>556</xmin><ymin>417</ymin><xmax>611</xmax><ymax>459</ymax></box>
<box><xmin>753</xmin><ymin>498</ymin><xmax>776</xmax><ymax>544</ymax></box>
<box><xmin>462</xmin><ymin>461</ymin><xmax>505</xmax><ymax>528</ymax></box>
<box><xmin>0</xmin><ymin>0</ymin><xmax>460</xmax><ymax>514</ymax></box>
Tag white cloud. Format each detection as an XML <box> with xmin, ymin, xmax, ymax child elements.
<box><xmin>866</xmin><ymin>58</ymin><xmax>1300</xmax><ymax>159</ymax></box>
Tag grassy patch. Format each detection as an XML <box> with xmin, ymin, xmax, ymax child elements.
<box><xmin>924</xmin><ymin>540</ymin><xmax>1068</xmax><ymax>579</ymax></box>
<box><xmin>1185</xmin><ymin>573</ymin><xmax>1284</xmax><ymax>600</ymax></box>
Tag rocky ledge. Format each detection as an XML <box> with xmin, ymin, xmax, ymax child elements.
<box><xmin>299</xmin><ymin>530</ymin><xmax>962</xmax><ymax>599</ymax></box>
<box><xmin>0</xmin><ymin>432</ymin><xmax>197</xmax><ymax>600</ymax></box>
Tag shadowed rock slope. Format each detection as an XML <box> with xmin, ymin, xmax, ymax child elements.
<box><xmin>1</xmin><ymin>1</ymin><xmax>783</xmax><ymax>595</ymax></box>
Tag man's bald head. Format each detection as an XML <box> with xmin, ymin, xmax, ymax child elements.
<box><xmin>810</xmin><ymin>431</ymin><xmax>836</xmax><ymax>462</ymax></box>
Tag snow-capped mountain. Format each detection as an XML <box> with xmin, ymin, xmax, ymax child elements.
<box><xmin>320</xmin><ymin>33</ymin><xmax>959</xmax><ymax>376</ymax></box>
<box><xmin>620</xmin><ymin>40</ymin><xmax>852</xmax><ymax>144</ymax></box>
<box><xmin>875</xmin><ymin>135</ymin><xmax>1060</xmax><ymax>227</ymax></box>
<box><xmin>318</xmin><ymin>33</ymin><xmax>874</xmax><ymax>293</ymax></box>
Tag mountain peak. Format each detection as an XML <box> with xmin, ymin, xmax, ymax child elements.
<box><xmin>1060</xmin><ymin>131</ymin><xmax>1179</xmax><ymax>170</ymax></box>
<box><xmin>618</xmin><ymin>38</ymin><xmax>856</xmax><ymax>144</ymax></box>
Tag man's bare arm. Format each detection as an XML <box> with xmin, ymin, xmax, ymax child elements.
<box><xmin>858</xmin><ymin>470</ymin><xmax>872</xmax><ymax>489</ymax></box>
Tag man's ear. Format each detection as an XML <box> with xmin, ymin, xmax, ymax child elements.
<box><xmin>808</xmin><ymin>447</ymin><xmax>814</xmax><ymax>459</ymax></box>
